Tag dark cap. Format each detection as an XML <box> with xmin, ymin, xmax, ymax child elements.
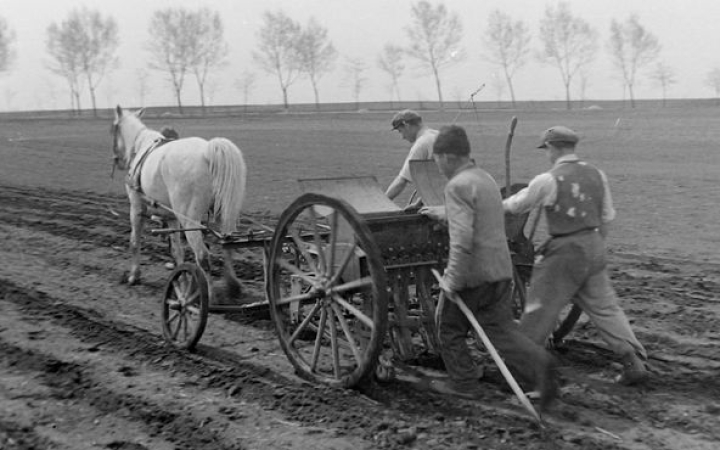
<box><xmin>537</xmin><ymin>126</ymin><xmax>579</xmax><ymax>148</ymax></box>
<box><xmin>433</xmin><ymin>125</ymin><xmax>470</xmax><ymax>156</ymax></box>
<box><xmin>391</xmin><ymin>109</ymin><xmax>422</xmax><ymax>130</ymax></box>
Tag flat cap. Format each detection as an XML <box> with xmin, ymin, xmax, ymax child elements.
<box><xmin>391</xmin><ymin>109</ymin><xmax>422</xmax><ymax>130</ymax></box>
<box><xmin>537</xmin><ymin>126</ymin><xmax>579</xmax><ymax>148</ymax></box>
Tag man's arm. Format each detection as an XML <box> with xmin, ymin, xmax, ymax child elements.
<box><xmin>385</xmin><ymin>175</ymin><xmax>409</xmax><ymax>200</ymax></box>
<box><xmin>442</xmin><ymin>186</ymin><xmax>474</xmax><ymax>292</ymax></box>
<box><xmin>502</xmin><ymin>172</ymin><xmax>555</xmax><ymax>214</ymax></box>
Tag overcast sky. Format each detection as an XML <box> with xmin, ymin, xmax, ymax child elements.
<box><xmin>2</xmin><ymin>0</ymin><xmax>719</xmax><ymax>111</ymax></box>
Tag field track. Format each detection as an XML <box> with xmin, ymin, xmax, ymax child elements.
<box><xmin>1</xmin><ymin>109</ymin><xmax>720</xmax><ymax>449</ymax></box>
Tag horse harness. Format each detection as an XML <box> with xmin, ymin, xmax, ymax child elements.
<box><xmin>125</xmin><ymin>134</ymin><xmax>175</xmax><ymax>195</ymax></box>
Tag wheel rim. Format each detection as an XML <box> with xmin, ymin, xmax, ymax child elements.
<box><xmin>161</xmin><ymin>263</ymin><xmax>209</xmax><ymax>350</ymax></box>
<box><xmin>267</xmin><ymin>193</ymin><xmax>388</xmax><ymax>387</ymax></box>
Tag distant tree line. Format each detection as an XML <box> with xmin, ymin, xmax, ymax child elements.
<box><xmin>1</xmin><ymin>1</ymin><xmax>720</xmax><ymax>112</ymax></box>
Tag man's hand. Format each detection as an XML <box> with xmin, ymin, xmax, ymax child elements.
<box><xmin>419</xmin><ymin>205</ymin><xmax>446</xmax><ymax>223</ymax></box>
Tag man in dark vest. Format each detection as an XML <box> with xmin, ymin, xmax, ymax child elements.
<box><xmin>504</xmin><ymin>126</ymin><xmax>649</xmax><ymax>385</ymax></box>
<box><xmin>421</xmin><ymin>125</ymin><xmax>558</xmax><ymax>408</ymax></box>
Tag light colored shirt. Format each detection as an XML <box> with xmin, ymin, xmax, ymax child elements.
<box><xmin>503</xmin><ymin>154</ymin><xmax>616</xmax><ymax>223</ymax></box>
<box><xmin>397</xmin><ymin>126</ymin><xmax>439</xmax><ymax>182</ymax></box>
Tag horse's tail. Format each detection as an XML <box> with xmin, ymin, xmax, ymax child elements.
<box><xmin>206</xmin><ymin>138</ymin><xmax>247</xmax><ymax>234</ymax></box>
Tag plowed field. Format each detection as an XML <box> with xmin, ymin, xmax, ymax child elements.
<box><xmin>1</xmin><ymin>108</ymin><xmax>719</xmax><ymax>449</ymax></box>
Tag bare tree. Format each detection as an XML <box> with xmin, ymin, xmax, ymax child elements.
<box><xmin>650</xmin><ymin>63</ymin><xmax>676</xmax><ymax>107</ymax></box>
<box><xmin>296</xmin><ymin>18</ymin><xmax>337</xmax><ymax>110</ymax></box>
<box><xmin>189</xmin><ymin>8</ymin><xmax>228</xmax><ymax>115</ymax></box>
<box><xmin>706</xmin><ymin>68</ymin><xmax>720</xmax><ymax>106</ymax></box>
<box><xmin>344</xmin><ymin>57</ymin><xmax>367</xmax><ymax>111</ymax></box>
<box><xmin>46</xmin><ymin>8</ymin><xmax>118</xmax><ymax>116</ymax></box>
<box><xmin>404</xmin><ymin>1</ymin><xmax>465</xmax><ymax>108</ymax></box>
<box><xmin>147</xmin><ymin>8</ymin><xmax>197</xmax><ymax>113</ymax></box>
<box><xmin>253</xmin><ymin>11</ymin><xmax>302</xmax><ymax>110</ymax></box>
<box><xmin>538</xmin><ymin>2</ymin><xmax>598</xmax><ymax>110</ymax></box>
<box><xmin>47</xmin><ymin>22</ymin><xmax>84</xmax><ymax>113</ymax></box>
<box><xmin>0</xmin><ymin>16</ymin><xmax>16</xmax><ymax>74</ymax></box>
<box><xmin>608</xmin><ymin>15</ymin><xmax>661</xmax><ymax>108</ymax></box>
<box><xmin>235</xmin><ymin>71</ymin><xmax>256</xmax><ymax>113</ymax></box>
<box><xmin>482</xmin><ymin>10</ymin><xmax>530</xmax><ymax>107</ymax></box>
<box><xmin>377</xmin><ymin>44</ymin><xmax>405</xmax><ymax>104</ymax></box>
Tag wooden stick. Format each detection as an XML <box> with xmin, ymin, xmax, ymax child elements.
<box><xmin>431</xmin><ymin>269</ymin><xmax>543</xmax><ymax>425</ymax></box>
<box><xmin>504</xmin><ymin>116</ymin><xmax>518</xmax><ymax>198</ymax></box>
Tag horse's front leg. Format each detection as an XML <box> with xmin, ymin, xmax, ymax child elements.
<box><xmin>127</xmin><ymin>202</ymin><xmax>145</xmax><ymax>285</ymax></box>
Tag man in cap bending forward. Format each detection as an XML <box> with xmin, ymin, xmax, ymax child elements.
<box><xmin>503</xmin><ymin>126</ymin><xmax>649</xmax><ymax>385</ymax></box>
<box><xmin>385</xmin><ymin>109</ymin><xmax>439</xmax><ymax>205</ymax></box>
<box><xmin>420</xmin><ymin>125</ymin><xmax>557</xmax><ymax>408</ymax></box>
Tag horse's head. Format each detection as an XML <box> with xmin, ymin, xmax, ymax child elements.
<box><xmin>111</xmin><ymin>105</ymin><xmax>146</xmax><ymax>171</ymax></box>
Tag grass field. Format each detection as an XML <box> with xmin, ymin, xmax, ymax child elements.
<box><xmin>1</xmin><ymin>105</ymin><xmax>718</xmax><ymax>264</ymax></box>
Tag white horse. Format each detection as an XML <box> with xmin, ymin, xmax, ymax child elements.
<box><xmin>111</xmin><ymin>105</ymin><xmax>247</xmax><ymax>298</ymax></box>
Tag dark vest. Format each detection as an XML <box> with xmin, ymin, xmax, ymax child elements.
<box><xmin>545</xmin><ymin>160</ymin><xmax>604</xmax><ymax>237</ymax></box>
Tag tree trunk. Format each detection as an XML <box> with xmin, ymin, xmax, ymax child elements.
<box><xmin>564</xmin><ymin>82</ymin><xmax>571</xmax><ymax>110</ymax></box>
<box><xmin>505</xmin><ymin>71</ymin><xmax>516</xmax><ymax>108</ymax></box>
<box><xmin>198</xmin><ymin>81</ymin><xmax>206</xmax><ymax>116</ymax></box>
<box><xmin>282</xmin><ymin>87</ymin><xmax>289</xmax><ymax>111</ymax></box>
<box><xmin>433</xmin><ymin>69</ymin><xmax>444</xmax><ymax>109</ymax></box>
<box><xmin>89</xmin><ymin>86</ymin><xmax>98</xmax><ymax>118</ymax></box>
<box><xmin>312</xmin><ymin>81</ymin><xmax>320</xmax><ymax>111</ymax></box>
<box><xmin>174</xmin><ymin>86</ymin><xmax>184</xmax><ymax>114</ymax></box>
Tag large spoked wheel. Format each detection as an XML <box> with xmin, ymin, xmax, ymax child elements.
<box><xmin>266</xmin><ymin>193</ymin><xmax>389</xmax><ymax>388</ymax></box>
<box><xmin>161</xmin><ymin>263</ymin><xmax>210</xmax><ymax>351</ymax></box>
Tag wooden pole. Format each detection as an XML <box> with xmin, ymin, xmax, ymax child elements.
<box><xmin>431</xmin><ymin>269</ymin><xmax>543</xmax><ymax>425</ymax></box>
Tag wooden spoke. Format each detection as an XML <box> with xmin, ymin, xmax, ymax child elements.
<box><xmin>276</xmin><ymin>258</ymin><xmax>319</xmax><ymax>287</ymax></box>
<box><xmin>332</xmin><ymin>293</ymin><xmax>374</xmax><ymax>329</ymax></box>
<box><xmin>290</xmin><ymin>228</ymin><xmax>319</xmax><ymax>275</ymax></box>
<box><xmin>310</xmin><ymin>306</ymin><xmax>328</xmax><ymax>373</ymax></box>
<box><xmin>274</xmin><ymin>290</ymin><xmax>317</xmax><ymax>307</ymax></box>
<box><xmin>186</xmin><ymin>305</ymin><xmax>200</xmax><ymax>316</ymax></box>
<box><xmin>166</xmin><ymin>310</ymin><xmax>180</xmax><ymax>326</ymax></box>
<box><xmin>328</xmin><ymin>306</ymin><xmax>340</xmax><ymax>377</ymax></box>
<box><xmin>331</xmin><ymin>276</ymin><xmax>373</xmax><ymax>294</ymax></box>
<box><xmin>307</xmin><ymin>206</ymin><xmax>327</xmax><ymax>275</ymax></box>
<box><xmin>330</xmin><ymin>302</ymin><xmax>362</xmax><ymax>364</ymax></box>
<box><xmin>288</xmin><ymin>301</ymin><xmax>322</xmax><ymax>345</ymax></box>
<box><xmin>326</xmin><ymin>241</ymin><xmax>358</xmax><ymax>286</ymax></box>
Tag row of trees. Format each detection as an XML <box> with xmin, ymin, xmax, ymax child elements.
<box><xmin>1</xmin><ymin>2</ymin><xmax>720</xmax><ymax>112</ymax></box>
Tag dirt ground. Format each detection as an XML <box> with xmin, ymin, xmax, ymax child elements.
<box><xmin>1</xmin><ymin>108</ymin><xmax>720</xmax><ymax>449</ymax></box>
<box><xmin>1</xmin><ymin>181</ymin><xmax>719</xmax><ymax>450</ymax></box>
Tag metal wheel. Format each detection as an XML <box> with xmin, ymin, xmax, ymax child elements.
<box><xmin>161</xmin><ymin>263</ymin><xmax>209</xmax><ymax>350</ymax></box>
<box><xmin>266</xmin><ymin>193</ymin><xmax>389</xmax><ymax>388</ymax></box>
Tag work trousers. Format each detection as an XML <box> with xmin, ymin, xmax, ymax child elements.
<box><xmin>520</xmin><ymin>230</ymin><xmax>646</xmax><ymax>359</ymax></box>
<box><xmin>438</xmin><ymin>280</ymin><xmax>552</xmax><ymax>389</ymax></box>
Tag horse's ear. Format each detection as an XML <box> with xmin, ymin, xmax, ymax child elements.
<box><xmin>136</xmin><ymin>108</ymin><xmax>145</xmax><ymax>118</ymax></box>
<box><xmin>115</xmin><ymin>105</ymin><xmax>122</xmax><ymax>118</ymax></box>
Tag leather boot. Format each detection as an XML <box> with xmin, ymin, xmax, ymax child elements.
<box><xmin>616</xmin><ymin>352</ymin><xmax>649</xmax><ymax>386</ymax></box>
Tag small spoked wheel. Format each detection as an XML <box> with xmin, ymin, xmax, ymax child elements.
<box><xmin>161</xmin><ymin>263</ymin><xmax>210</xmax><ymax>351</ymax></box>
<box><xmin>266</xmin><ymin>193</ymin><xmax>389</xmax><ymax>388</ymax></box>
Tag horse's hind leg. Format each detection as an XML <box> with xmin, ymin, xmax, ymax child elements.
<box><xmin>184</xmin><ymin>229</ymin><xmax>211</xmax><ymax>274</ymax></box>
<box><xmin>127</xmin><ymin>199</ymin><xmax>145</xmax><ymax>285</ymax></box>
<box><xmin>166</xmin><ymin>218</ymin><xmax>185</xmax><ymax>270</ymax></box>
